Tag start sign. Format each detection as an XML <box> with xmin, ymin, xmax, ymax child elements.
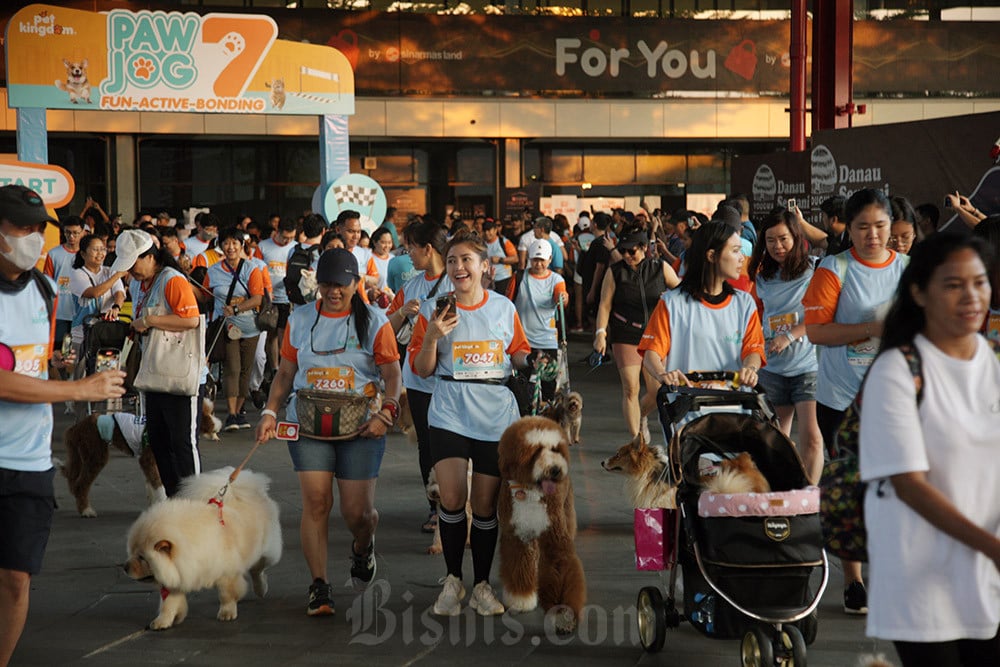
<box><xmin>0</xmin><ymin>160</ymin><xmax>74</xmax><ymax>208</ymax></box>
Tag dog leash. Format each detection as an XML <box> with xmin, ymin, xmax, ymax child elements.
<box><xmin>208</xmin><ymin>438</ymin><xmax>267</xmax><ymax>525</ymax></box>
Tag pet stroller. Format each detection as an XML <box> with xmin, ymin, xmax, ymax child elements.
<box><xmin>73</xmin><ymin>314</ymin><xmax>138</xmax><ymax>415</ymax></box>
<box><xmin>634</xmin><ymin>372</ymin><xmax>828</xmax><ymax>666</ymax></box>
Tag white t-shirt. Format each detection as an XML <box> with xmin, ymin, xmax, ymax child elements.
<box><xmin>518</xmin><ymin>231</ymin><xmax>564</xmax><ymax>252</ymax></box>
<box><xmin>860</xmin><ymin>334</ymin><xmax>1000</xmax><ymax>642</ymax></box>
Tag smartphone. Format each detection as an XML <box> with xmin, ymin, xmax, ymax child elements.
<box><xmin>943</xmin><ymin>196</ymin><xmax>953</xmax><ymax>209</ymax></box>
<box><xmin>61</xmin><ymin>333</ymin><xmax>73</xmax><ymax>358</ymax></box>
<box><xmin>786</xmin><ymin>198</ymin><xmax>797</xmax><ymax>210</ymax></box>
<box><xmin>95</xmin><ymin>349</ymin><xmax>119</xmax><ymax>373</ymax></box>
<box><xmin>435</xmin><ymin>293</ymin><xmax>456</xmax><ymax>317</ymax></box>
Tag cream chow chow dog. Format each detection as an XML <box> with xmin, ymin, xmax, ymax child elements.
<box><xmin>124</xmin><ymin>468</ymin><xmax>282</xmax><ymax>630</ymax></box>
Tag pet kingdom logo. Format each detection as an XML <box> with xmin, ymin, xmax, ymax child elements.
<box><xmin>99</xmin><ymin>9</ymin><xmax>277</xmax><ymax>112</ymax></box>
<box><xmin>18</xmin><ymin>9</ymin><xmax>75</xmax><ymax>38</ymax></box>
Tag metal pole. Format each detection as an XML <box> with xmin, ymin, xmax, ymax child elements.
<box><xmin>789</xmin><ymin>0</ymin><xmax>808</xmax><ymax>152</ymax></box>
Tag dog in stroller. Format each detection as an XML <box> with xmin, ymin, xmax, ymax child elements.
<box><xmin>634</xmin><ymin>374</ymin><xmax>827</xmax><ymax>666</ymax></box>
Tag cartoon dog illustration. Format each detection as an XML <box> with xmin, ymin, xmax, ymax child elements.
<box><xmin>55</xmin><ymin>58</ymin><xmax>92</xmax><ymax>104</ymax></box>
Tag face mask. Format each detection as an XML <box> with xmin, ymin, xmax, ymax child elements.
<box><xmin>0</xmin><ymin>231</ymin><xmax>45</xmax><ymax>272</ymax></box>
<box><xmin>201</xmin><ymin>230</ymin><xmax>217</xmax><ymax>242</ymax></box>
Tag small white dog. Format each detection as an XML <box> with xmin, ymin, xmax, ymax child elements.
<box><xmin>124</xmin><ymin>468</ymin><xmax>282</xmax><ymax>630</ymax></box>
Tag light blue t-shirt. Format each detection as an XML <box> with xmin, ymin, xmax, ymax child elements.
<box><xmin>0</xmin><ymin>275</ymin><xmax>56</xmax><ymax>471</ymax></box>
<box><xmin>754</xmin><ymin>267</ymin><xmax>818</xmax><ymax>377</ymax></box>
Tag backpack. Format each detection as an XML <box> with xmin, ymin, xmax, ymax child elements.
<box><xmin>819</xmin><ymin>339</ymin><xmax>1000</xmax><ymax>561</ymax></box>
<box><xmin>31</xmin><ymin>268</ymin><xmax>56</xmax><ymax>325</ymax></box>
<box><xmin>283</xmin><ymin>243</ymin><xmax>319</xmax><ymax>305</ymax></box>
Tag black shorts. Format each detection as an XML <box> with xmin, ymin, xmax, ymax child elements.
<box><xmin>429</xmin><ymin>427</ymin><xmax>500</xmax><ymax>477</ymax></box>
<box><xmin>275</xmin><ymin>302</ymin><xmax>292</xmax><ymax>330</ymax></box>
<box><xmin>0</xmin><ymin>467</ymin><xmax>55</xmax><ymax>575</ymax></box>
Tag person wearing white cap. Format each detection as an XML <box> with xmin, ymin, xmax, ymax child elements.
<box><xmin>0</xmin><ymin>185</ymin><xmax>125</xmax><ymax>667</ymax></box>
<box><xmin>112</xmin><ymin>229</ymin><xmax>202</xmax><ymax>498</ymax></box>
<box><xmin>515</xmin><ymin>239</ymin><xmax>568</xmax><ymax>402</ymax></box>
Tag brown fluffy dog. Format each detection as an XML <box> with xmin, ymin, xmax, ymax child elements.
<box><xmin>498</xmin><ymin>416</ymin><xmax>586</xmax><ymax>634</ymax></box>
<box><xmin>124</xmin><ymin>468</ymin><xmax>282</xmax><ymax>630</ymax></box>
<box><xmin>701</xmin><ymin>452</ymin><xmax>771</xmax><ymax>494</ymax></box>
<box><xmin>600</xmin><ymin>432</ymin><xmax>677</xmax><ymax>509</ymax></box>
<box><xmin>62</xmin><ymin>413</ymin><xmax>164</xmax><ymax>518</ymax></box>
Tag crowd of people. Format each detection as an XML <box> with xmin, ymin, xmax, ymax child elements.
<box><xmin>1</xmin><ymin>184</ymin><xmax>998</xmax><ymax>667</ymax></box>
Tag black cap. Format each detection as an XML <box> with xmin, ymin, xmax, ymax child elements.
<box><xmin>0</xmin><ymin>185</ymin><xmax>58</xmax><ymax>228</ymax></box>
<box><xmin>618</xmin><ymin>231</ymin><xmax>648</xmax><ymax>249</ymax></box>
<box><xmin>316</xmin><ymin>248</ymin><xmax>360</xmax><ymax>286</ymax></box>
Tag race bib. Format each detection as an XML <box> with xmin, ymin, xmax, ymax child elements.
<box><xmin>452</xmin><ymin>340</ymin><xmax>505</xmax><ymax>380</ymax></box>
<box><xmin>846</xmin><ymin>339</ymin><xmax>878</xmax><ymax>367</ymax></box>
<box><xmin>987</xmin><ymin>313</ymin><xmax>1000</xmax><ymax>342</ymax></box>
<box><xmin>767</xmin><ymin>312</ymin><xmax>797</xmax><ymax>336</ymax></box>
<box><xmin>306</xmin><ymin>367</ymin><xmax>355</xmax><ymax>391</ymax></box>
<box><xmin>12</xmin><ymin>343</ymin><xmax>48</xmax><ymax>378</ymax></box>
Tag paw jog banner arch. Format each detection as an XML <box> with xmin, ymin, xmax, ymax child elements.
<box><xmin>4</xmin><ymin>3</ymin><xmax>360</xmax><ymax>214</ymax></box>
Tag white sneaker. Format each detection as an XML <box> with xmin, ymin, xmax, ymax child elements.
<box><xmin>469</xmin><ymin>581</ymin><xmax>505</xmax><ymax>616</ymax></box>
<box><xmin>432</xmin><ymin>574</ymin><xmax>465</xmax><ymax>616</ymax></box>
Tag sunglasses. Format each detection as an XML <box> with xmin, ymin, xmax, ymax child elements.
<box><xmin>310</xmin><ymin>310</ymin><xmax>352</xmax><ymax>356</ymax></box>
<box><xmin>621</xmin><ymin>246</ymin><xmax>642</xmax><ymax>255</ymax></box>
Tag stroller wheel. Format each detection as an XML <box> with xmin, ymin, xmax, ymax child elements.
<box><xmin>636</xmin><ymin>586</ymin><xmax>666</xmax><ymax>653</ymax></box>
<box><xmin>778</xmin><ymin>625</ymin><xmax>807</xmax><ymax>666</ymax></box>
<box><xmin>740</xmin><ymin>627</ymin><xmax>773</xmax><ymax>667</ymax></box>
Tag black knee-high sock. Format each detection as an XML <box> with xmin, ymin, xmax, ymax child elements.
<box><xmin>471</xmin><ymin>512</ymin><xmax>499</xmax><ymax>584</ymax></box>
<box><xmin>438</xmin><ymin>506</ymin><xmax>468</xmax><ymax>579</ymax></box>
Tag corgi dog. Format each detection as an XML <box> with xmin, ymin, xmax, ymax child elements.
<box><xmin>700</xmin><ymin>452</ymin><xmax>771</xmax><ymax>494</ymax></box>
<box><xmin>55</xmin><ymin>58</ymin><xmax>92</xmax><ymax>104</ymax></box>
<box><xmin>600</xmin><ymin>432</ymin><xmax>676</xmax><ymax>509</ymax></box>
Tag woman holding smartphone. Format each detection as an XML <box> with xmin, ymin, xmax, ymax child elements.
<box><xmin>409</xmin><ymin>230</ymin><xmax>530</xmax><ymax>618</ymax></box>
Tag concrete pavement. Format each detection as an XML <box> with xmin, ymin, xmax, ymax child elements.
<box><xmin>13</xmin><ymin>339</ymin><xmax>898</xmax><ymax>666</ymax></box>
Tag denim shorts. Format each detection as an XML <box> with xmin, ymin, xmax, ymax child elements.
<box><xmin>287</xmin><ymin>435</ymin><xmax>386</xmax><ymax>479</ymax></box>
<box><xmin>757</xmin><ymin>369</ymin><xmax>817</xmax><ymax>406</ymax></box>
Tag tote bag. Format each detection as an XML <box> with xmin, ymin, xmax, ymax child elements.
<box><xmin>134</xmin><ymin>310</ymin><xmax>205</xmax><ymax>396</ymax></box>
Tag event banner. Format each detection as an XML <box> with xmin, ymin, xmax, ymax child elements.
<box><xmin>2</xmin><ymin>4</ymin><xmax>998</xmax><ymax>99</ymax></box>
<box><xmin>731</xmin><ymin>110</ymin><xmax>1000</xmax><ymax>225</ymax></box>
<box><xmin>4</xmin><ymin>4</ymin><xmax>355</xmax><ymax>114</ymax></box>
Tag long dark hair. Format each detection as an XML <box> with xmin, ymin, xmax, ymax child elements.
<box><xmin>880</xmin><ymin>232</ymin><xmax>993</xmax><ymax>352</ymax></box>
<box><xmin>350</xmin><ymin>288</ymin><xmax>371</xmax><ymax>344</ymax></box>
<box><xmin>72</xmin><ymin>234</ymin><xmax>102</xmax><ymax>269</ymax></box>
<box><xmin>748</xmin><ymin>209</ymin><xmax>812</xmax><ymax>281</ymax></box>
<box><xmin>678</xmin><ymin>221</ymin><xmax>739</xmax><ymax>301</ymax></box>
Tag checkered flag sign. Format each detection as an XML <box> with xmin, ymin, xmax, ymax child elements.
<box><xmin>333</xmin><ymin>184</ymin><xmax>378</xmax><ymax>209</ymax></box>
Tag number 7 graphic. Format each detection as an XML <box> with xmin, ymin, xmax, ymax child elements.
<box><xmin>201</xmin><ymin>15</ymin><xmax>277</xmax><ymax>97</ymax></box>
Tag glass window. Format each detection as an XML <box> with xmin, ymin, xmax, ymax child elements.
<box><xmin>636</xmin><ymin>152</ymin><xmax>686</xmax><ymax>183</ymax></box>
<box><xmin>584</xmin><ymin>150</ymin><xmax>634</xmax><ymax>184</ymax></box>
<box><xmin>543</xmin><ymin>148</ymin><xmax>583</xmax><ymax>183</ymax></box>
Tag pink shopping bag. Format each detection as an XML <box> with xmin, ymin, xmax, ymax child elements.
<box><xmin>634</xmin><ymin>508</ymin><xmax>677</xmax><ymax>571</ymax></box>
